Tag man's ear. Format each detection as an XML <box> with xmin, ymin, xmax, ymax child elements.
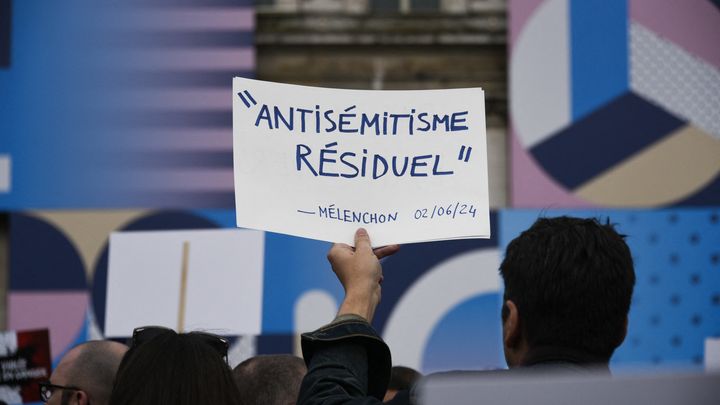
<box><xmin>74</xmin><ymin>390</ymin><xmax>90</xmax><ymax>405</ymax></box>
<box><xmin>502</xmin><ymin>300</ymin><xmax>521</xmax><ymax>348</ymax></box>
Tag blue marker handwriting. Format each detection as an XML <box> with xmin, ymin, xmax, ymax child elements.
<box><xmin>295</xmin><ymin>142</ymin><xmax>461</xmax><ymax>178</ymax></box>
<box><xmin>413</xmin><ymin>202</ymin><xmax>477</xmax><ymax>220</ymax></box>
<box><xmin>252</xmin><ymin>104</ymin><xmax>468</xmax><ymax>135</ymax></box>
<box><xmin>296</xmin><ymin>201</ymin><xmax>478</xmax><ymax>224</ymax></box>
<box><xmin>238</xmin><ymin>90</ymin><xmax>478</xmax><ymax>179</ymax></box>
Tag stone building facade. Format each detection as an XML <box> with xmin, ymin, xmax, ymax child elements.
<box><xmin>256</xmin><ymin>0</ymin><xmax>509</xmax><ymax>206</ymax></box>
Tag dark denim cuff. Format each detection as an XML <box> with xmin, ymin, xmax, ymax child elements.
<box><xmin>301</xmin><ymin>318</ymin><xmax>392</xmax><ymax>399</ymax></box>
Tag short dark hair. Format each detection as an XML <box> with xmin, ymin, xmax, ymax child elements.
<box><xmin>232</xmin><ymin>354</ymin><xmax>307</xmax><ymax>405</ymax></box>
<box><xmin>387</xmin><ymin>366</ymin><xmax>421</xmax><ymax>391</ymax></box>
<box><xmin>109</xmin><ymin>330</ymin><xmax>242</xmax><ymax>405</ymax></box>
<box><xmin>499</xmin><ymin>216</ymin><xmax>635</xmax><ymax>360</ymax></box>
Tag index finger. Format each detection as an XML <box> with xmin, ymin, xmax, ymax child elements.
<box><xmin>373</xmin><ymin>244</ymin><xmax>400</xmax><ymax>260</ymax></box>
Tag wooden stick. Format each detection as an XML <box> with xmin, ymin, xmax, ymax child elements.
<box><xmin>177</xmin><ymin>241</ymin><xmax>190</xmax><ymax>333</ymax></box>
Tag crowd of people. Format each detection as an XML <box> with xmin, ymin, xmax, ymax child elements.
<box><xmin>39</xmin><ymin>216</ymin><xmax>636</xmax><ymax>405</ymax></box>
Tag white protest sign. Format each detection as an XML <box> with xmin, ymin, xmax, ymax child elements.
<box><xmin>104</xmin><ymin>229</ymin><xmax>264</xmax><ymax>337</ymax></box>
<box><xmin>233</xmin><ymin>78</ymin><xmax>490</xmax><ymax>246</ymax></box>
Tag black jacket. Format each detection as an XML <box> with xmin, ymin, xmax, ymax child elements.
<box><xmin>297</xmin><ymin>316</ymin><xmax>609</xmax><ymax>405</ymax></box>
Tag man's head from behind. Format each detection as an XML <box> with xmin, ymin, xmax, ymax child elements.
<box><xmin>232</xmin><ymin>354</ymin><xmax>307</xmax><ymax>405</ymax></box>
<box><xmin>46</xmin><ymin>340</ymin><xmax>128</xmax><ymax>405</ymax></box>
<box><xmin>499</xmin><ymin>216</ymin><xmax>635</xmax><ymax>367</ymax></box>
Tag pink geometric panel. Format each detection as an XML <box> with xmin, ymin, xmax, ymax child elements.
<box><xmin>8</xmin><ymin>291</ymin><xmax>89</xmax><ymax>360</ymax></box>
<box><xmin>630</xmin><ymin>0</ymin><xmax>720</xmax><ymax>68</ymax></box>
<box><xmin>510</xmin><ymin>128</ymin><xmax>595</xmax><ymax>208</ymax></box>
<box><xmin>509</xmin><ymin>0</ymin><xmax>546</xmax><ymax>45</ymax></box>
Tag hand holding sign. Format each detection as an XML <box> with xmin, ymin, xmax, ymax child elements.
<box><xmin>330</xmin><ymin>228</ymin><xmax>400</xmax><ymax>322</ymax></box>
<box><xmin>233</xmin><ymin>78</ymin><xmax>490</xmax><ymax>246</ymax></box>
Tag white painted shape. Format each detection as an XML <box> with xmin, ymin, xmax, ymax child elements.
<box><xmin>630</xmin><ymin>23</ymin><xmax>720</xmax><ymax>139</ymax></box>
<box><xmin>88</xmin><ymin>308</ymin><xmax>104</xmax><ymax>341</ymax></box>
<box><xmin>706</xmin><ymin>337</ymin><xmax>720</xmax><ymax>371</ymax></box>
<box><xmin>233</xmin><ymin>78</ymin><xmax>491</xmax><ymax>246</ymax></box>
<box><xmin>227</xmin><ymin>335</ymin><xmax>256</xmax><ymax>369</ymax></box>
<box><xmin>105</xmin><ymin>229</ymin><xmax>264</xmax><ymax>337</ymax></box>
<box><xmin>294</xmin><ymin>289</ymin><xmax>339</xmax><ymax>334</ymax></box>
<box><xmin>510</xmin><ymin>0</ymin><xmax>571</xmax><ymax>148</ymax></box>
<box><xmin>184</xmin><ymin>231</ymin><xmax>264</xmax><ymax>334</ymax></box>
<box><xmin>0</xmin><ymin>386</ymin><xmax>22</xmax><ymax>404</ymax></box>
<box><xmin>382</xmin><ymin>249</ymin><xmax>501</xmax><ymax>370</ymax></box>
<box><xmin>0</xmin><ymin>155</ymin><xmax>10</xmax><ymax>193</ymax></box>
<box><xmin>0</xmin><ymin>331</ymin><xmax>18</xmax><ymax>356</ymax></box>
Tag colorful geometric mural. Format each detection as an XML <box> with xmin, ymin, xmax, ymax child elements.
<box><xmin>7</xmin><ymin>210</ymin><xmax>504</xmax><ymax>373</ymax></box>
<box><xmin>9</xmin><ymin>209</ymin><xmax>720</xmax><ymax>373</ymax></box>
<box><xmin>0</xmin><ymin>0</ymin><xmax>254</xmax><ymax>209</ymax></box>
<box><xmin>510</xmin><ymin>0</ymin><xmax>720</xmax><ymax>207</ymax></box>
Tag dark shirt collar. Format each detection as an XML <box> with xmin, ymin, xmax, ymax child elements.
<box><xmin>521</xmin><ymin>345</ymin><xmax>611</xmax><ymax>373</ymax></box>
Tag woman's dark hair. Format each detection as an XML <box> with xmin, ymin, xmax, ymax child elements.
<box><xmin>500</xmin><ymin>216</ymin><xmax>636</xmax><ymax>360</ymax></box>
<box><xmin>109</xmin><ymin>329</ymin><xmax>242</xmax><ymax>405</ymax></box>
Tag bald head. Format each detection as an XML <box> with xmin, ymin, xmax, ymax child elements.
<box><xmin>233</xmin><ymin>354</ymin><xmax>307</xmax><ymax>405</ymax></box>
<box><xmin>51</xmin><ymin>340</ymin><xmax>128</xmax><ymax>405</ymax></box>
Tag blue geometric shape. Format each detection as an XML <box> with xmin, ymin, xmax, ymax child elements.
<box><xmin>123</xmin><ymin>0</ymin><xmax>255</xmax><ymax>5</ymax></box>
<box><xmin>375</xmin><ymin>212</ymin><xmax>499</xmax><ymax>335</ymax></box>
<box><xmin>611</xmin><ymin>209</ymin><xmax>720</xmax><ymax>370</ymax></box>
<box><xmin>123</xmin><ymin>110</ymin><xmax>232</xmax><ymax>129</ymax></box>
<box><xmin>530</xmin><ymin>92</ymin><xmax>686</xmax><ymax>190</ymax></box>
<box><xmin>257</xmin><ymin>334</ymin><xmax>294</xmax><ymax>355</ymax></box>
<box><xmin>674</xmin><ymin>172</ymin><xmax>720</xmax><ymax>205</ymax></box>
<box><xmin>261</xmin><ymin>233</ymin><xmax>338</xmax><ymax>334</ymax></box>
<box><xmin>122</xmin><ymin>191</ymin><xmax>236</xmax><ymax>209</ymax></box>
<box><xmin>193</xmin><ymin>209</ymin><xmax>236</xmax><ymax>228</ymax></box>
<box><xmin>128</xmin><ymin>150</ymin><xmax>233</xmax><ymax>169</ymax></box>
<box><xmin>570</xmin><ymin>0</ymin><xmax>629</xmax><ymax>120</ymax></box>
<box><xmin>0</xmin><ymin>0</ymin><xmax>254</xmax><ymax>210</ymax></box>
<box><xmin>10</xmin><ymin>213</ymin><xmax>87</xmax><ymax>291</ymax></box>
<box><xmin>422</xmin><ymin>293</ymin><xmax>504</xmax><ymax>373</ymax></box>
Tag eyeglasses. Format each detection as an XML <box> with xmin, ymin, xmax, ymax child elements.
<box><xmin>38</xmin><ymin>381</ymin><xmax>82</xmax><ymax>403</ymax></box>
<box><xmin>131</xmin><ymin>326</ymin><xmax>230</xmax><ymax>363</ymax></box>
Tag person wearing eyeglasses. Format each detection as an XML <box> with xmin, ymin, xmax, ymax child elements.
<box><xmin>39</xmin><ymin>340</ymin><xmax>128</xmax><ymax>405</ymax></box>
<box><xmin>108</xmin><ymin>326</ymin><xmax>242</xmax><ymax>405</ymax></box>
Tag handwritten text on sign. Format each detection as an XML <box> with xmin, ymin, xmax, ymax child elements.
<box><xmin>233</xmin><ymin>78</ymin><xmax>490</xmax><ymax>246</ymax></box>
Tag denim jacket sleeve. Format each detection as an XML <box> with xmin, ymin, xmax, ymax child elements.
<box><xmin>297</xmin><ymin>315</ymin><xmax>392</xmax><ymax>405</ymax></box>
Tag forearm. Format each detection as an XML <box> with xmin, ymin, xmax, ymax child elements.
<box><xmin>299</xmin><ymin>229</ymin><xmax>399</xmax><ymax>404</ymax></box>
<box><xmin>337</xmin><ymin>291</ymin><xmax>378</xmax><ymax>322</ymax></box>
